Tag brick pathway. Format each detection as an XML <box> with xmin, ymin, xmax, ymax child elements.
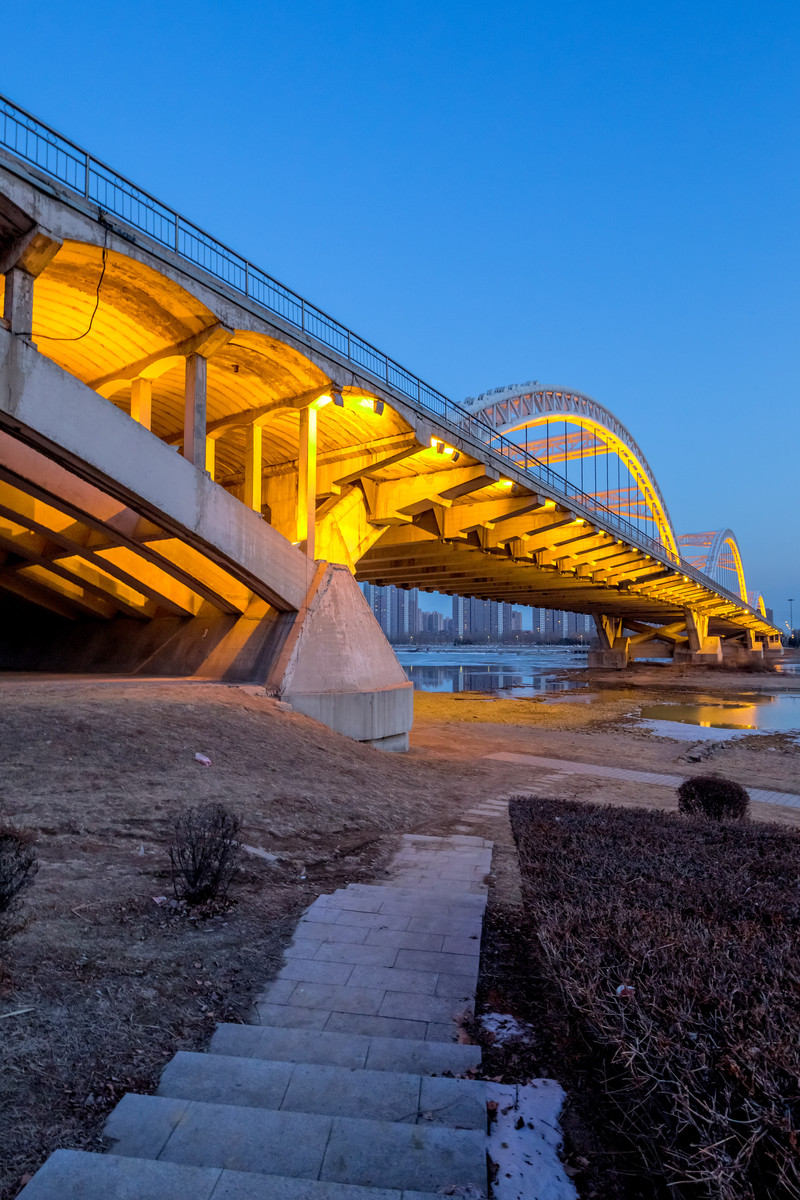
<box><xmin>19</xmin><ymin>834</ymin><xmax>495</xmax><ymax>1200</ymax></box>
<box><xmin>484</xmin><ymin>752</ymin><xmax>800</xmax><ymax>810</ymax></box>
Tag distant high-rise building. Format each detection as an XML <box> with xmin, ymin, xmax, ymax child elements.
<box><xmin>359</xmin><ymin>583</ymin><xmax>420</xmax><ymax>640</ymax></box>
<box><xmin>451</xmin><ymin>596</ymin><xmax>512</xmax><ymax>640</ymax></box>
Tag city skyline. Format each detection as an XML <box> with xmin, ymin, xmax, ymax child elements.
<box><xmin>360</xmin><ymin>583</ymin><xmax>595</xmax><ymax>642</ymax></box>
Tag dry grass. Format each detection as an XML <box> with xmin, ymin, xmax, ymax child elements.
<box><xmin>412</xmin><ymin>688</ymin><xmax>632</xmax><ymax>728</ymax></box>
<box><xmin>0</xmin><ymin>680</ymin><xmax>464</xmax><ymax>1199</ymax></box>
<box><xmin>509</xmin><ymin>796</ymin><xmax>800</xmax><ymax>1200</ymax></box>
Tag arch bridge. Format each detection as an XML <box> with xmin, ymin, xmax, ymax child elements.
<box><xmin>0</xmin><ymin>95</ymin><xmax>781</xmax><ymax>749</ymax></box>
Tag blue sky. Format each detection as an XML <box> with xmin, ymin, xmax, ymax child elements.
<box><xmin>4</xmin><ymin>0</ymin><xmax>798</xmax><ymax>625</ymax></box>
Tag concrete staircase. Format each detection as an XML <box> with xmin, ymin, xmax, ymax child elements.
<box><xmin>19</xmin><ymin>834</ymin><xmax>493</xmax><ymax>1200</ymax></box>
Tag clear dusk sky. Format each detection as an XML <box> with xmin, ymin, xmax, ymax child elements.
<box><xmin>3</xmin><ymin>1</ymin><xmax>798</xmax><ymax>626</ymax></box>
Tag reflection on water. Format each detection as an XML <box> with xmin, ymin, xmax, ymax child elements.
<box><xmin>395</xmin><ymin>648</ymin><xmax>587</xmax><ymax>697</ymax></box>
<box><xmin>639</xmin><ymin>692</ymin><xmax>800</xmax><ymax>734</ymax></box>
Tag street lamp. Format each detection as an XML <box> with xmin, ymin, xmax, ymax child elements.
<box><xmin>790</xmin><ymin>599</ymin><xmax>795</xmax><ymax>635</ymax></box>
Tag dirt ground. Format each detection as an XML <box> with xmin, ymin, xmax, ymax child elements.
<box><xmin>1</xmin><ymin>663</ymin><xmax>798</xmax><ymax>1199</ymax></box>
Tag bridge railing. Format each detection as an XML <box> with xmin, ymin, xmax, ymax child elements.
<box><xmin>0</xmin><ymin>94</ymin><xmax>761</xmax><ymax>622</ymax></box>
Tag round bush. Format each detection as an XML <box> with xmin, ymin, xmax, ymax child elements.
<box><xmin>677</xmin><ymin>774</ymin><xmax>750</xmax><ymax>820</ymax></box>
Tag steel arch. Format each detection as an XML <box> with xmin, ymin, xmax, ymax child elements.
<box><xmin>677</xmin><ymin>529</ymin><xmax>748</xmax><ymax>601</ymax></box>
<box><xmin>464</xmin><ymin>383</ymin><xmax>678</xmax><ymax>556</ymax></box>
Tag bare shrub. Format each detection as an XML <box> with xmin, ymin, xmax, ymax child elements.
<box><xmin>509</xmin><ymin>795</ymin><xmax>800</xmax><ymax>1200</ymax></box>
<box><xmin>0</xmin><ymin>825</ymin><xmax>38</xmax><ymax>938</ymax></box>
<box><xmin>677</xmin><ymin>773</ymin><xmax>750</xmax><ymax>819</ymax></box>
<box><xmin>169</xmin><ymin>803</ymin><xmax>242</xmax><ymax>905</ymax></box>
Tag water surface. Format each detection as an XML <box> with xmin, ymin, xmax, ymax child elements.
<box><xmin>638</xmin><ymin>692</ymin><xmax>800</xmax><ymax>738</ymax></box>
<box><xmin>395</xmin><ymin>647</ymin><xmax>587</xmax><ymax>696</ymax></box>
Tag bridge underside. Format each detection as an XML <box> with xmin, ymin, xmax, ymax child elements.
<box><xmin>0</xmin><ymin>147</ymin><xmax>781</xmax><ymax>751</ymax></box>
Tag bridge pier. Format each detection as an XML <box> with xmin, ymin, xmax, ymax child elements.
<box><xmin>587</xmin><ymin>615</ymin><xmax>629</xmax><ymax>668</ymax></box>
<box><xmin>270</xmin><ymin>563</ymin><xmax>413</xmax><ymax>751</ymax></box>
<box><xmin>671</xmin><ymin>609</ymin><xmax>723</xmax><ymax>665</ymax></box>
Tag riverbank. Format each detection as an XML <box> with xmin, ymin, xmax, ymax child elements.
<box><xmin>0</xmin><ymin>669</ymin><xmax>797</xmax><ymax>1198</ymax></box>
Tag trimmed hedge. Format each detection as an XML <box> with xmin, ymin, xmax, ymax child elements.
<box><xmin>677</xmin><ymin>774</ymin><xmax>750</xmax><ymax>820</ymax></box>
<box><xmin>509</xmin><ymin>796</ymin><xmax>800</xmax><ymax>1200</ymax></box>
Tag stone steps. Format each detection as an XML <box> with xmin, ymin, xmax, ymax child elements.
<box><xmin>157</xmin><ymin>1050</ymin><xmax>487</xmax><ymax>1127</ymax></box>
<box><xmin>18</xmin><ymin>834</ymin><xmax>493</xmax><ymax>1200</ymax></box>
<box><xmin>209</xmin><ymin>1022</ymin><xmax>482</xmax><ymax>1074</ymax></box>
<box><xmin>18</xmin><ymin>1150</ymin><xmax>445</xmax><ymax>1199</ymax></box>
<box><xmin>101</xmin><ymin>1093</ymin><xmax>487</xmax><ymax>1191</ymax></box>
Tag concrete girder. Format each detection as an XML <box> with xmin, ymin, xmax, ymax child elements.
<box><xmin>363</xmin><ymin>466</ymin><xmax>504</xmax><ymax>522</ymax></box>
<box><xmin>0</xmin><ymin>453</ymin><xmax>249</xmax><ymax>616</ymax></box>
<box><xmin>315</xmin><ymin>485</ymin><xmax>387</xmax><ymax>572</ymax></box>
<box><xmin>625</xmin><ymin>619</ymin><xmax>689</xmax><ymax>646</ymax></box>
<box><xmin>0</xmin><ymin>568</ymin><xmax>87</xmax><ymax>619</ymax></box>
<box><xmin>331</xmin><ymin>443</ymin><xmax>426</xmax><ymax>492</ymax></box>
<box><xmin>0</xmin><ymin>519</ymin><xmax>161</xmax><ymax>619</ymax></box>
<box><xmin>204</xmin><ymin>384</ymin><xmax>334</xmax><ymax>441</ymax></box>
<box><xmin>3</xmin><ymin>561</ymin><xmax>118</xmax><ymax>619</ymax></box>
<box><xmin>91</xmin><ymin>322</ymin><xmax>235</xmax><ymax>398</ymax></box>
<box><xmin>535</xmin><ymin>531</ymin><xmax>613</xmax><ymax>568</ymax></box>
<box><xmin>2</xmin><ymin>548</ymin><xmax>153</xmax><ymax>619</ymax></box>
<box><xmin>438</xmin><ymin>497</ymin><xmax>552</xmax><ymax>538</ymax></box>
<box><xmin>0</xmin><ymin>226</ymin><xmax>63</xmax><ymax>279</ymax></box>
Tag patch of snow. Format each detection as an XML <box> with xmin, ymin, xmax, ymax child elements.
<box><xmin>242</xmin><ymin>844</ymin><xmax>280</xmax><ymax>862</ymax></box>
<box><xmin>487</xmin><ymin>1080</ymin><xmax>578</xmax><ymax>1200</ymax></box>
<box><xmin>481</xmin><ymin>1012</ymin><xmax>535</xmax><ymax>1044</ymax></box>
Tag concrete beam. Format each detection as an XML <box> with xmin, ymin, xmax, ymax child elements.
<box><xmin>91</xmin><ymin>322</ymin><xmax>235</xmax><ymax>398</ymax></box>
<box><xmin>0</xmin><ymin>225</ymin><xmax>63</xmax><ymax>278</ymax></box>
<box><xmin>0</xmin><ymin>330</ymin><xmax>315</xmax><ymax>611</ymax></box>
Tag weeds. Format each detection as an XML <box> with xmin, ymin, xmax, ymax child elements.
<box><xmin>169</xmin><ymin>803</ymin><xmax>242</xmax><ymax>905</ymax></box>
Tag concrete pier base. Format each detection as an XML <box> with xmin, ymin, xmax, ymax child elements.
<box><xmin>673</xmin><ymin>636</ymin><xmax>723</xmax><ymax>666</ymax></box>
<box><xmin>588</xmin><ymin>647</ymin><xmax>628</xmax><ymax>669</ymax></box>
<box><xmin>275</xmin><ymin>564</ymin><xmax>413</xmax><ymax>751</ymax></box>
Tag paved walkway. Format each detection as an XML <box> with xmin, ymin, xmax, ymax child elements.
<box><xmin>20</xmin><ymin>834</ymin><xmax>495</xmax><ymax>1200</ymax></box>
<box><xmin>484</xmin><ymin>751</ymin><xmax>800</xmax><ymax>810</ymax></box>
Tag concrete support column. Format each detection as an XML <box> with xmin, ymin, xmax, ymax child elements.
<box><xmin>3</xmin><ymin>267</ymin><xmax>34</xmax><ymax>337</ymax></box>
<box><xmin>205</xmin><ymin>437</ymin><xmax>216</xmax><ymax>479</ymax></box>
<box><xmin>130</xmin><ymin>378</ymin><xmax>152</xmax><ymax>431</ymax></box>
<box><xmin>1</xmin><ymin>229</ymin><xmax>62</xmax><ymax>342</ymax></box>
<box><xmin>673</xmin><ymin>608</ymin><xmax>722</xmax><ymax>664</ymax></box>
<box><xmin>244</xmin><ymin>424</ymin><xmax>263</xmax><ymax>512</ymax></box>
<box><xmin>685</xmin><ymin>608</ymin><xmax>709</xmax><ymax>653</ymax></box>
<box><xmin>297</xmin><ymin>405</ymin><xmax>318</xmax><ymax>556</ymax></box>
<box><xmin>183</xmin><ymin>353</ymin><xmax>207</xmax><ymax>470</ymax></box>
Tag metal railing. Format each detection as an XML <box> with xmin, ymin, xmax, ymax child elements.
<box><xmin>0</xmin><ymin>93</ymin><xmax>763</xmax><ymax>621</ymax></box>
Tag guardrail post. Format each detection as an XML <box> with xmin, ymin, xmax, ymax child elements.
<box><xmin>301</xmin><ymin>300</ymin><xmax>305</xmax><ymax>332</ymax></box>
<box><xmin>84</xmin><ymin>154</ymin><xmax>90</xmax><ymax>198</ymax></box>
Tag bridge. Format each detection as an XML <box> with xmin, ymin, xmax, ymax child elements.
<box><xmin>0</xmin><ymin>95</ymin><xmax>780</xmax><ymax>750</ymax></box>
